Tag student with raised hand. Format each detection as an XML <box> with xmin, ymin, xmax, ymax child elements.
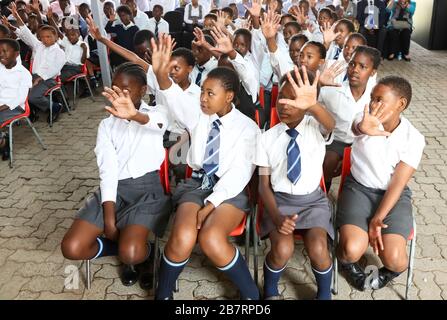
<box><xmin>255</xmin><ymin>65</ymin><xmax>335</xmax><ymax>300</ymax></box>
<box><xmin>337</xmin><ymin>76</ymin><xmax>425</xmax><ymax>291</ymax></box>
<box><xmin>152</xmin><ymin>34</ymin><xmax>261</xmax><ymax>300</ymax></box>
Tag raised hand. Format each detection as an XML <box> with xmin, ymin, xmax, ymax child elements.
<box><xmin>357</xmin><ymin>103</ymin><xmax>392</xmax><ymax>137</ymax></box>
<box><xmin>150</xmin><ymin>33</ymin><xmax>176</xmax><ymax>80</ymax></box>
<box><xmin>102</xmin><ymin>86</ymin><xmax>138</xmax><ymax>120</ymax></box>
<box><xmin>209</xmin><ymin>26</ymin><xmax>234</xmax><ymax>55</ymax></box>
<box><xmin>241</xmin><ymin>17</ymin><xmax>252</xmax><ymax>29</ymax></box>
<box><xmin>245</xmin><ymin>0</ymin><xmax>262</xmax><ymax>17</ymax></box>
<box><xmin>322</xmin><ymin>21</ymin><xmax>340</xmax><ymax>45</ymax></box>
<box><xmin>278</xmin><ymin>65</ymin><xmax>320</xmax><ymax>110</ymax></box>
<box><xmin>319</xmin><ymin>60</ymin><xmax>346</xmax><ymax>87</ymax></box>
<box><xmin>260</xmin><ymin>11</ymin><xmax>281</xmax><ymax>40</ymax></box>
<box><xmin>1</xmin><ymin>15</ymin><xmax>16</xmax><ymax>30</ymax></box>
<box><xmin>290</xmin><ymin>5</ymin><xmax>306</xmax><ymax>25</ymax></box>
<box><xmin>86</xmin><ymin>15</ymin><xmax>104</xmax><ymax>41</ymax></box>
<box><xmin>215</xmin><ymin>10</ymin><xmax>227</xmax><ymax>29</ymax></box>
<box><xmin>192</xmin><ymin>27</ymin><xmax>207</xmax><ymax>47</ymax></box>
<box><xmin>29</xmin><ymin>0</ymin><xmax>40</xmax><ymax>13</ymax></box>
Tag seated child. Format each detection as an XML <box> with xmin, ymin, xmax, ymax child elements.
<box><xmin>323</xmin><ymin>18</ymin><xmax>355</xmax><ymax>61</ymax></box>
<box><xmin>336</xmin><ymin>76</ymin><xmax>425</xmax><ymax>291</ymax></box>
<box><xmin>0</xmin><ymin>38</ymin><xmax>32</xmax><ymax>160</ymax></box>
<box><xmin>147</xmin><ymin>4</ymin><xmax>169</xmax><ymax>38</ymax></box>
<box><xmin>61</xmin><ymin>62</ymin><xmax>171</xmax><ymax>289</ymax></box>
<box><xmin>255</xmin><ymin>66</ymin><xmax>336</xmax><ymax>300</ymax></box>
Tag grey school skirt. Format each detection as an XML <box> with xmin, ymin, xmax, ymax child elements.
<box><xmin>172</xmin><ymin>177</ymin><xmax>250</xmax><ymax>212</ymax></box>
<box><xmin>259</xmin><ymin>187</ymin><xmax>334</xmax><ymax>240</ymax></box>
<box><xmin>336</xmin><ymin>174</ymin><xmax>413</xmax><ymax>239</ymax></box>
<box><xmin>76</xmin><ymin>171</ymin><xmax>172</xmax><ymax>237</ymax></box>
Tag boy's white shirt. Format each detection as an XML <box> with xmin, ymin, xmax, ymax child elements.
<box><xmin>59</xmin><ymin>36</ymin><xmax>90</xmax><ymax>65</ymax></box>
<box><xmin>0</xmin><ymin>62</ymin><xmax>32</xmax><ymax>110</ymax></box>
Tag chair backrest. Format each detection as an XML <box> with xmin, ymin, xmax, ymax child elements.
<box><xmin>164</xmin><ymin>11</ymin><xmax>183</xmax><ymax>32</ymax></box>
<box><xmin>269</xmin><ymin>84</ymin><xmax>280</xmax><ymax>128</ymax></box>
<box><xmin>259</xmin><ymin>86</ymin><xmax>265</xmax><ymax>109</ymax></box>
<box><xmin>0</xmin><ymin>98</ymin><xmax>30</xmax><ymax>129</ymax></box>
<box><xmin>159</xmin><ymin>148</ymin><xmax>171</xmax><ymax>194</ymax></box>
<box><xmin>338</xmin><ymin>147</ymin><xmax>352</xmax><ymax>197</ymax></box>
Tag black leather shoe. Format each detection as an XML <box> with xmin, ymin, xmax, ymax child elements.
<box><xmin>120</xmin><ymin>264</ymin><xmax>139</xmax><ymax>287</ymax></box>
<box><xmin>369</xmin><ymin>267</ymin><xmax>401</xmax><ymax>290</ymax></box>
<box><xmin>29</xmin><ymin>108</ymin><xmax>39</xmax><ymax>123</ymax></box>
<box><xmin>1</xmin><ymin>137</ymin><xmax>9</xmax><ymax>161</ymax></box>
<box><xmin>340</xmin><ymin>262</ymin><xmax>366</xmax><ymax>291</ymax></box>
<box><xmin>137</xmin><ymin>245</ymin><xmax>157</xmax><ymax>290</ymax></box>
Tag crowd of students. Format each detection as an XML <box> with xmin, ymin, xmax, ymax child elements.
<box><xmin>0</xmin><ymin>0</ymin><xmax>424</xmax><ymax>300</ymax></box>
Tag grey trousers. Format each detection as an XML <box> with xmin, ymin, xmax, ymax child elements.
<box><xmin>29</xmin><ymin>74</ymin><xmax>57</xmax><ymax>112</ymax></box>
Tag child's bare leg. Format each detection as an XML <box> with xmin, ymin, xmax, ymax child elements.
<box><xmin>86</xmin><ymin>60</ymin><xmax>95</xmax><ymax>77</ymax></box>
<box><xmin>263</xmin><ymin>230</ymin><xmax>294</xmax><ymax>299</ymax></box>
<box><xmin>61</xmin><ymin>219</ymin><xmax>104</xmax><ymax>260</ymax></box>
<box><xmin>323</xmin><ymin>150</ymin><xmax>341</xmax><ymax>191</ymax></box>
<box><xmin>303</xmin><ymin>228</ymin><xmax>333</xmax><ymax>299</ymax></box>
<box><xmin>198</xmin><ymin>204</ymin><xmax>259</xmax><ymax>300</ymax></box>
<box><xmin>118</xmin><ymin>225</ymin><xmax>150</xmax><ymax>265</ymax></box>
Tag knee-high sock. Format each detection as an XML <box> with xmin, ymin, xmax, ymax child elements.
<box><xmin>263</xmin><ymin>260</ymin><xmax>286</xmax><ymax>298</ymax></box>
<box><xmin>91</xmin><ymin>237</ymin><xmax>118</xmax><ymax>259</ymax></box>
<box><xmin>312</xmin><ymin>264</ymin><xmax>333</xmax><ymax>300</ymax></box>
<box><xmin>155</xmin><ymin>251</ymin><xmax>188</xmax><ymax>300</ymax></box>
<box><xmin>217</xmin><ymin>248</ymin><xmax>259</xmax><ymax>300</ymax></box>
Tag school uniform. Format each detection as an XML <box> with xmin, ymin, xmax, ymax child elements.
<box><xmin>105</xmin><ymin>21</ymin><xmax>139</xmax><ymax>67</ymax></box>
<box><xmin>158</xmin><ymin>83</ymin><xmax>260</xmax><ymax>210</ymax></box>
<box><xmin>147</xmin><ymin>17</ymin><xmax>170</xmax><ymax>38</ymax></box>
<box><xmin>318</xmin><ymin>80</ymin><xmax>372</xmax><ymax>157</ymax></box>
<box><xmin>303</xmin><ymin>21</ymin><xmax>324</xmax><ymax>43</ymax></box>
<box><xmin>149</xmin><ymin>0</ymin><xmax>176</xmax><ymax>12</ymax></box>
<box><xmin>16</xmin><ymin>25</ymin><xmax>66</xmax><ymax>112</ymax></box>
<box><xmin>254</xmin><ymin>116</ymin><xmax>334</xmax><ymax>240</ymax></box>
<box><xmin>325</xmin><ymin>57</ymin><xmax>378</xmax><ymax>88</ymax></box>
<box><xmin>77</xmin><ymin>101</ymin><xmax>172</xmax><ymax>236</ymax></box>
<box><xmin>0</xmin><ymin>62</ymin><xmax>32</xmax><ymax>123</ymax></box>
<box><xmin>326</xmin><ymin>42</ymin><xmax>343</xmax><ymax>61</ymax></box>
<box><xmin>337</xmin><ymin>115</ymin><xmax>425</xmax><ymax>239</ymax></box>
<box><xmin>189</xmin><ymin>57</ymin><xmax>218</xmax><ymax>87</ymax></box>
<box><xmin>133</xmin><ymin>9</ymin><xmax>152</xmax><ymax>31</ymax></box>
<box><xmin>59</xmin><ymin>36</ymin><xmax>90</xmax><ymax>83</ymax></box>
<box><xmin>269</xmin><ymin>45</ymin><xmax>294</xmax><ymax>79</ymax></box>
<box><xmin>85</xmin><ymin>33</ymin><xmax>100</xmax><ymax>67</ymax></box>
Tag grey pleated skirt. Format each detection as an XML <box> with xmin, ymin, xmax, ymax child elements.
<box><xmin>259</xmin><ymin>187</ymin><xmax>334</xmax><ymax>240</ymax></box>
<box><xmin>76</xmin><ymin>171</ymin><xmax>172</xmax><ymax>237</ymax></box>
<box><xmin>172</xmin><ymin>177</ymin><xmax>250</xmax><ymax>212</ymax></box>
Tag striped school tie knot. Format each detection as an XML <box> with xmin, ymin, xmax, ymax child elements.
<box><xmin>334</xmin><ymin>46</ymin><xmax>342</xmax><ymax>60</ymax></box>
<box><xmin>286</xmin><ymin>128</ymin><xmax>301</xmax><ymax>185</ymax></box>
<box><xmin>195</xmin><ymin>65</ymin><xmax>206</xmax><ymax>86</ymax></box>
<box><xmin>203</xmin><ymin>119</ymin><xmax>222</xmax><ymax>177</ymax></box>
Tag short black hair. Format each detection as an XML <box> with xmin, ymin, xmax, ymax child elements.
<box><xmin>319</xmin><ymin>8</ymin><xmax>333</xmax><ymax>18</ymax></box>
<box><xmin>210</xmin><ymin>9</ymin><xmax>219</xmax><ymax>15</ymax></box>
<box><xmin>336</xmin><ymin>18</ymin><xmax>355</xmax><ymax>33</ymax></box>
<box><xmin>206</xmin><ymin>67</ymin><xmax>240</xmax><ymax>102</ymax></box>
<box><xmin>304</xmin><ymin>41</ymin><xmax>326</xmax><ymax>59</ymax></box>
<box><xmin>234</xmin><ymin>28</ymin><xmax>252</xmax><ymax>45</ymax></box>
<box><xmin>133</xmin><ymin>29</ymin><xmax>155</xmax><ymax>46</ymax></box>
<box><xmin>284</xmin><ymin>21</ymin><xmax>301</xmax><ymax>33</ymax></box>
<box><xmin>280</xmin><ymin>14</ymin><xmax>296</xmax><ymax>23</ymax></box>
<box><xmin>114</xmin><ymin>62</ymin><xmax>147</xmax><ymax>86</ymax></box>
<box><xmin>79</xmin><ymin>3</ymin><xmax>90</xmax><ymax>11</ymax></box>
<box><xmin>38</xmin><ymin>25</ymin><xmax>58</xmax><ymax>36</ymax></box>
<box><xmin>0</xmin><ymin>24</ymin><xmax>11</xmax><ymax>37</ymax></box>
<box><xmin>172</xmin><ymin>48</ymin><xmax>195</xmax><ymax>66</ymax></box>
<box><xmin>221</xmin><ymin>7</ymin><xmax>234</xmax><ymax>19</ymax></box>
<box><xmin>152</xmin><ymin>4</ymin><xmax>163</xmax><ymax>12</ymax></box>
<box><xmin>116</xmin><ymin>5</ymin><xmax>132</xmax><ymax>16</ymax></box>
<box><xmin>203</xmin><ymin>34</ymin><xmax>215</xmax><ymax>46</ymax></box>
<box><xmin>290</xmin><ymin>34</ymin><xmax>309</xmax><ymax>44</ymax></box>
<box><xmin>280</xmin><ymin>67</ymin><xmax>320</xmax><ymax>96</ymax></box>
<box><xmin>0</xmin><ymin>38</ymin><xmax>20</xmax><ymax>52</ymax></box>
<box><xmin>353</xmin><ymin>45</ymin><xmax>381</xmax><ymax>69</ymax></box>
<box><xmin>204</xmin><ymin>13</ymin><xmax>218</xmax><ymax>21</ymax></box>
<box><xmin>346</xmin><ymin>32</ymin><xmax>367</xmax><ymax>45</ymax></box>
<box><xmin>377</xmin><ymin>76</ymin><xmax>412</xmax><ymax>108</ymax></box>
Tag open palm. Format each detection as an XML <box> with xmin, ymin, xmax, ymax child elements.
<box><xmin>103</xmin><ymin>86</ymin><xmax>137</xmax><ymax>120</ymax></box>
<box><xmin>278</xmin><ymin>66</ymin><xmax>319</xmax><ymax>110</ymax></box>
<box><xmin>358</xmin><ymin>104</ymin><xmax>391</xmax><ymax>137</ymax></box>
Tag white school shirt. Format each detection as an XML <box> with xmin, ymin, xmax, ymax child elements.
<box><xmin>95</xmin><ymin>100</ymin><xmax>168</xmax><ymax>203</ymax></box>
<box><xmin>60</xmin><ymin>36</ymin><xmax>90</xmax><ymax>66</ymax></box>
<box><xmin>149</xmin><ymin>0</ymin><xmax>176</xmax><ymax>12</ymax></box>
<box><xmin>315</xmin><ymin>0</ymin><xmax>334</xmax><ymax>11</ymax></box>
<box><xmin>303</xmin><ymin>21</ymin><xmax>324</xmax><ymax>43</ymax></box>
<box><xmin>351</xmin><ymin>115</ymin><xmax>425</xmax><ymax>190</ymax></box>
<box><xmin>269</xmin><ymin>46</ymin><xmax>294</xmax><ymax>79</ymax></box>
<box><xmin>230</xmin><ymin>52</ymin><xmax>260</xmax><ymax>104</ymax></box>
<box><xmin>0</xmin><ymin>62</ymin><xmax>32</xmax><ymax>110</ymax></box>
<box><xmin>147</xmin><ymin>17</ymin><xmax>170</xmax><ymax>35</ymax></box>
<box><xmin>325</xmin><ymin>57</ymin><xmax>377</xmax><ymax>88</ymax></box>
<box><xmin>255</xmin><ymin>116</ymin><xmax>329</xmax><ymax>195</ymax></box>
<box><xmin>319</xmin><ymin>80</ymin><xmax>372</xmax><ymax>144</ymax></box>
<box><xmin>326</xmin><ymin>42</ymin><xmax>342</xmax><ymax>61</ymax></box>
<box><xmin>158</xmin><ymin>84</ymin><xmax>260</xmax><ymax>207</ymax></box>
<box><xmin>157</xmin><ymin>82</ymin><xmax>201</xmax><ymax>134</ymax></box>
<box><xmin>136</xmin><ymin>0</ymin><xmax>151</xmax><ymax>12</ymax></box>
<box><xmin>146</xmin><ymin>65</ymin><xmax>160</xmax><ymax>96</ymax></box>
<box><xmin>17</xmin><ymin>26</ymin><xmax>66</xmax><ymax>80</ymax></box>
<box><xmin>133</xmin><ymin>9</ymin><xmax>152</xmax><ymax>30</ymax></box>
<box><xmin>189</xmin><ymin>57</ymin><xmax>218</xmax><ymax>87</ymax></box>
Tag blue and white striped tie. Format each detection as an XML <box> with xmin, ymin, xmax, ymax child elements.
<box><xmin>286</xmin><ymin>128</ymin><xmax>301</xmax><ymax>185</ymax></box>
<box><xmin>333</xmin><ymin>46</ymin><xmax>342</xmax><ymax>60</ymax></box>
<box><xmin>202</xmin><ymin>119</ymin><xmax>222</xmax><ymax>176</ymax></box>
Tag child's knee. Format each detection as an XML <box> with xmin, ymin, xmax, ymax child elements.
<box><xmin>61</xmin><ymin>237</ymin><xmax>85</xmax><ymax>260</ymax></box>
<box><xmin>380</xmin><ymin>248</ymin><xmax>408</xmax><ymax>273</ymax></box>
<box><xmin>307</xmin><ymin>238</ymin><xmax>330</xmax><ymax>264</ymax></box>
<box><xmin>168</xmin><ymin>227</ymin><xmax>197</xmax><ymax>256</ymax></box>
<box><xmin>197</xmin><ymin>226</ymin><xmax>225</xmax><ymax>255</ymax></box>
<box><xmin>270</xmin><ymin>240</ymin><xmax>294</xmax><ymax>264</ymax></box>
<box><xmin>118</xmin><ymin>241</ymin><xmax>147</xmax><ymax>265</ymax></box>
<box><xmin>338</xmin><ymin>238</ymin><xmax>365</xmax><ymax>263</ymax></box>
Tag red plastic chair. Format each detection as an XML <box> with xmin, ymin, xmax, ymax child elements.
<box><xmin>43</xmin><ymin>75</ymin><xmax>71</xmax><ymax>127</ymax></box>
<box><xmin>259</xmin><ymin>86</ymin><xmax>265</xmax><ymax>109</ymax></box>
<box><xmin>85</xmin><ymin>149</ymin><xmax>171</xmax><ymax>290</ymax></box>
<box><xmin>269</xmin><ymin>84</ymin><xmax>280</xmax><ymax>128</ymax></box>
<box><xmin>334</xmin><ymin>147</ymin><xmax>416</xmax><ymax>299</ymax></box>
<box><xmin>0</xmin><ymin>99</ymin><xmax>46</xmax><ymax>168</ymax></box>
<box><xmin>63</xmin><ymin>63</ymin><xmax>95</xmax><ymax>108</ymax></box>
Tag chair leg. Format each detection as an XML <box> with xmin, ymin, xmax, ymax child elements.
<box><xmin>405</xmin><ymin>222</ymin><xmax>417</xmax><ymax>300</ymax></box>
<box><xmin>86</xmin><ymin>259</ymin><xmax>91</xmax><ymax>289</ymax></box>
<box><xmin>84</xmin><ymin>76</ymin><xmax>95</xmax><ymax>101</ymax></box>
<box><xmin>60</xmin><ymin>88</ymin><xmax>71</xmax><ymax>114</ymax></box>
<box><xmin>331</xmin><ymin>201</ymin><xmax>339</xmax><ymax>295</ymax></box>
<box><xmin>245</xmin><ymin>213</ymin><xmax>251</xmax><ymax>267</ymax></box>
<box><xmin>73</xmin><ymin>79</ymin><xmax>77</xmax><ymax>109</ymax></box>
<box><xmin>253</xmin><ymin>205</ymin><xmax>259</xmax><ymax>287</ymax></box>
<box><xmin>25</xmin><ymin>117</ymin><xmax>47</xmax><ymax>150</ymax></box>
<box><xmin>49</xmin><ymin>92</ymin><xmax>53</xmax><ymax>127</ymax></box>
<box><xmin>153</xmin><ymin>237</ymin><xmax>159</xmax><ymax>293</ymax></box>
<box><xmin>8</xmin><ymin>123</ymin><xmax>13</xmax><ymax>168</ymax></box>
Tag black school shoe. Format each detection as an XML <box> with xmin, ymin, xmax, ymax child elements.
<box><xmin>368</xmin><ymin>267</ymin><xmax>401</xmax><ymax>290</ymax></box>
<box><xmin>120</xmin><ymin>264</ymin><xmax>139</xmax><ymax>287</ymax></box>
<box><xmin>340</xmin><ymin>262</ymin><xmax>367</xmax><ymax>291</ymax></box>
<box><xmin>137</xmin><ymin>241</ymin><xmax>157</xmax><ymax>290</ymax></box>
<box><xmin>0</xmin><ymin>134</ymin><xmax>9</xmax><ymax>161</ymax></box>
<box><xmin>47</xmin><ymin>103</ymin><xmax>62</xmax><ymax>124</ymax></box>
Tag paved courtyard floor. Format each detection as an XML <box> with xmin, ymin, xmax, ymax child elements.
<box><xmin>0</xmin><ymin>42</ymin><xmax>446</xmax><ymax>300</ymax></box>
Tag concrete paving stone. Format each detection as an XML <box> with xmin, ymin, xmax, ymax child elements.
<box><xmin>193</xmin><ymin>280</ymin><xmax>238</xmax><ymax>300</ymax></box>
<box><xmin>0</xmin><ymin>276</ymin><xmax>31</xmax><ymax>300</ymax></box>
<box><xmin>13</xmin><ymin>290</ymin><xmax>40</xmax><ymax>300</ymax></box>
<box><xmin>82</xmin><ymin>278</ymin><xmax>114</xmax><ymax>300</ymax></box>
<box><xmin>413</xmin><ymin>272</ymin><xmax>443</xmax><ymax>300</ymax></box>
<box><xmin>173</xmin><ymin>280</ymin><xmax>199</xmax><ymax>300</ymax></box>
<box><xmin>106</xmin><ymin>279</ymin><xmax>150</xmax><ymax>297</ymax></box>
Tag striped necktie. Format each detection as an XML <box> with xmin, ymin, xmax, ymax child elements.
<box><xmin>286</xmin><ymin>128</ymin><xmax>301</xmax><ymax>185</ymax></box>
<box><xmin>195</xmin><ymin>65</ymin><xmax>205</xmax><ymax>86</ymax></box>
<box><xmin>154</xmin><ymin>21</ymin><xmax>159</xmax><ymax>39</ymax></box>
<box><xmin>202</xmin><ymin>119</ymin><xmax>222</xmax><ymax>177</ymax></box>
<box><xmin>333</xmin><ymin>46</ymin><xmax>342</xmax><ymax>60</ymax></box>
